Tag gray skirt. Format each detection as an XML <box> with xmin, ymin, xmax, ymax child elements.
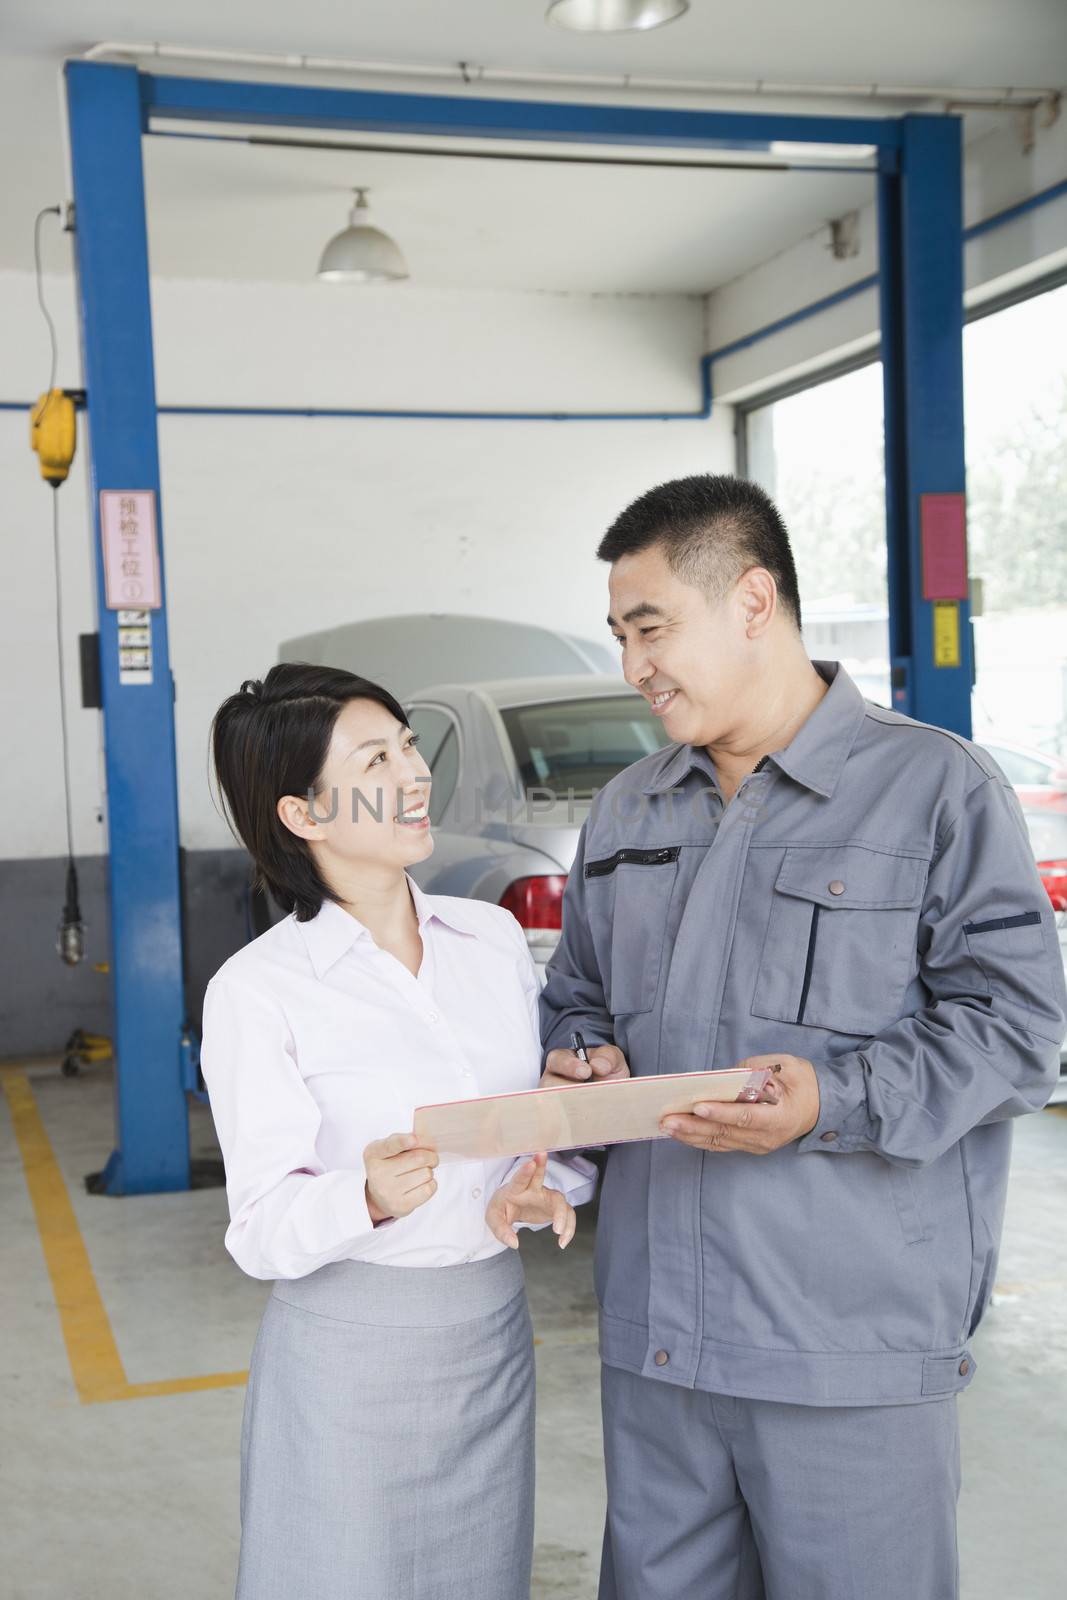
<box><xmin>235</xmin><ymin>1247</ymin><xmax>533</xmax><ymax>1600</ymax></box>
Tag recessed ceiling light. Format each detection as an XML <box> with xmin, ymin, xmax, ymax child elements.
<box><xmin>546</xmin><ymin>1</ymin><xmax>690</xmax><ymax>33</ymax></box>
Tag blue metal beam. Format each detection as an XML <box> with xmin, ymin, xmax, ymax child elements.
<box><xmin>140</xmin><ymin>71</ymin><xmax>901</xmax><ymax>153</ymax></box>
<box><xmin>693</xmin><ymin>174</ymin><xmax>1067</xmax><ymax>373</ymax></box>
<box><xmin>66</xmin><ymin>60</ymin><xmax>190</xmax><ymax>1193</ymax></box>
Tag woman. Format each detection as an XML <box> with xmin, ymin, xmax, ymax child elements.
<box><xmin>200</xmin><ymin>662</ymin><xmax>598</xmax><ymax>1600</ymax></box>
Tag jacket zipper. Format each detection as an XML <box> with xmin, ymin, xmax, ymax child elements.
<box><xmin>585</xmin><ymin>845</ymin><xmax>681</xmax><ymax>879</ymax></box>
<box><xmin>796</xmin><ymin>903</ymin><xmax>820</xmax><ymax>1024</ymax></box>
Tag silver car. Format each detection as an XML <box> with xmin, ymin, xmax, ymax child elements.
<box><xmin>1021</xmin><ymin>808</ymin><xmax>1067</xmax><ymax>1103</ymax></box>
<box><xmin>405</xmin><ymin>674</ymin><xmax>669</xmax><ymax>969</ymax></box>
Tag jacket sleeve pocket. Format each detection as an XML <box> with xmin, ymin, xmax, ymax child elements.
<box><xmin>963</xmin><ymin>910</ymin><xmax>1056</xmax><ymax>1034</ymax></box>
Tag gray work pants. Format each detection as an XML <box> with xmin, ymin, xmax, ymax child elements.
<box><xmin>599</xmin><ymin>1360</ymin><xmax>961</xmax><ymax>1600</ymax></box>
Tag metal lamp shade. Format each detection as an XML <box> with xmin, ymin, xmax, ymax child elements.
<box><xmin>317</xmin><ymin>200</ymin><xmax>409</xmax><ymax>284</ymax></box>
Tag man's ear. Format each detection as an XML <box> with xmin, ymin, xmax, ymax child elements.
<box><xmin>738</xmin><ymin>568</ymin><xmax>777</xmax><ymax>635</ymax></box>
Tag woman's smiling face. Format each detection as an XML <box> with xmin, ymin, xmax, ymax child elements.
<box><xmin>288</xmin><ymin>697</ymin><xmax>435</xmax><ymax>876</ymax></box>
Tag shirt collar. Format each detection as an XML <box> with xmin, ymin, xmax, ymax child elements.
<box><xmin>642</xmin><ymin>739</ymin><xmax>719</xmax><ymax>796</ymax></box>
<box><xmin>642</xmin><ymin>660</ymin><xmax>867</xmax><ymax>802</ymax></box>
<box><xmin>295</xmin><ymin>873</ymin><xmax>476</xmax><ymax>980</ymax></box>
<box><xmin>768</xmin><ymin>660</ymin><xmax>868</xmax><ymax>797</ymax></box>
<box><xmin>406</xmin><ymin>874</ymin><xmax>480</xmax><ymax>938</ymax></box>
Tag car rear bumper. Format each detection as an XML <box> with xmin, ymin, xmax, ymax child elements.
<box><xmin>1048</xmin><ymin>1051</ymin><xmax>1067</xmax><ymax>1105</ymax></box>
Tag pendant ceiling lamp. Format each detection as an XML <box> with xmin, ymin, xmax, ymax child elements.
<box><xmin>546</xmin><ymin>0</ymin><xmax>689</xmax><ymax>31</ymax></box>
<box><xmin>317</xmin><ymin>188</ymin><xmax>409</xmax><ymax>284</ymax></box>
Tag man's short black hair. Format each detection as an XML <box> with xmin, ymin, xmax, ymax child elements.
<box><xmin>597</xmin><ymin>474</ymin><xmax>802</xmax><ymax>630</ymax></box>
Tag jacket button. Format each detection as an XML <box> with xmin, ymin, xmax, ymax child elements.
<box><xmin>820</xmin><ymin>1131</ymin><xmax>839</xmax><ymax>1143</ymax></box>
<box><xmin>654</xmin><ymin>1350</ymin><xmax>669</xmax><ymax>1366</ymax></box>
<box><xmin>959</xmin><ymin>1358</ymin><xmax>970</xmax><ymax>1377</ymax></box>
<box><xmin>828</xmin><ymin>880</ymin><xmax>845</xmax><ymax>895</ymax></box>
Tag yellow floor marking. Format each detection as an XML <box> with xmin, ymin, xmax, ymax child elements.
<box><xmin>1045</xmin><ymin>1104</ymin><xmax>1067</xmax><ymax>1119</ymax></box>
<box><xmin>1</xmin><ymin>1068</ymin><xmax>247</xmax><ymax>1405</ymax></box>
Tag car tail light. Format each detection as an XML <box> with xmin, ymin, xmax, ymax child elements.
<box><xmin>499</xmin><ymin>875</ymin><xmax>567</xmax><ymax>951</ymax></box>
<box><xmin>1038</xmin><ymin>860</ymin><xmax>1067</xmax><ymax>912</ymax></box>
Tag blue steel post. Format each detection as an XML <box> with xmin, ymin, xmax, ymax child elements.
<box><xmin>877</xmin><ymin>157</ymin><xmax>912</xmax><ymax>718</ymax></box>
<box><xmin>877</xmin><ymin>114</ymin><xmax>972</xmax><ymax>735</ymax></box>
<box><xmin>66</xmin><ymin>60</ymin><xmax>190</xmax><ymax>1192</ymax></box>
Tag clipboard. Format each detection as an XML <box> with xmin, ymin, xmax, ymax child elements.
<box><xmin>413</xmin><ymin>1066</ymin><xmax>774</xmax><ymax>1164</ymax></box>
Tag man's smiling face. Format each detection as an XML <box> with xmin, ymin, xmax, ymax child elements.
<box><xmin>607</xmin><ymin>543</ymin><xmax>750</xmax><ymax>749</ymax></box>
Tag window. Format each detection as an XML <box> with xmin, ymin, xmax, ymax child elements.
<box><xmin>742</xmin><ymin>360</ymin><xmax>891</xmax><ymax>706</ymax></box>
<box><xmin>965</xmin><ymin>282</ymin><xmax>1067</xmax><ymax>757</ymax></box>
<box><xmin>741</xmin><ymin>278</ymin><xmax>1067</xmax><ymax>765</ymax></box>
<box><xmin>406</xmin><ymin>706</ymin><xmax>460</xmax><ymax>824</ymax></box>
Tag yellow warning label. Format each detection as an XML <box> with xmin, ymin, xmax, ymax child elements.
<box><xmin>933</xmin><ymin>602</ymin><xmax>961</xmax><ymax>668</ymax></box>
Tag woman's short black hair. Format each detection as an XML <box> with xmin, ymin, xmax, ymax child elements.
<box><xmin>597</xmin><ymin>474</ymin><xmax>803</xmax><ymax>630</ymax></box>
<box><xmin>210</xmin><ymin>662</ymin><xmax>409</xmax><ymax>923</ymax></box>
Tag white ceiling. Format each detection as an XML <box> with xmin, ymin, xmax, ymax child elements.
<box><xmin>140</xmin><ymin>131</ymin><xmax>876</xmax><ymax>294</ymax></box>
<box><xmin>8</xmin><ymin>0</ymin><xmax>1067</xmax><ymax>92</ymax></box>
<box><xmin>2</xmin><ymin>0</ymin><xmax>1065</xmax><ymax>293</ymax></box>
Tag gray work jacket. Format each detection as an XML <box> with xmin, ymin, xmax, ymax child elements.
<box><xmin>539</xmin><ymin>661</ymin><xmax>1066</xmax><ymax>1406</ymax></box>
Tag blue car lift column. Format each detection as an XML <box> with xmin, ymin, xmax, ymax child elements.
<box><xmin>879</xmin><ymin>115</ymin><xmax>972</xmax><ymax>734</ymax></box>
<box><xmin>64</xmin><ymin>62</ymin><xmax>968</xmax><ymax>1193</ymax></box>
<box><xmin>66</xmin><ymin>62</ymin><xmax>189</xmax><ymax>1193</ymax></box>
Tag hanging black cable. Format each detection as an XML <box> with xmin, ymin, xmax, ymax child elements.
<box><xmin>34</xmin><ymin>204</ymin><xmax>85</xmax><ymax>965</ymax></box>
<box><xmin>51</xmin><ymin>485</ymin><xmax>84</xmax><ymax>964</ymax></box>
<box><xmin>33</xmin><ymin>207</ymin><xmax>61</xmax><ymax>425</ymax></box>
<box><xmin>50</xmin><ymin>486</ymin><xmax>77</xmax><ymax>865</ymax></box>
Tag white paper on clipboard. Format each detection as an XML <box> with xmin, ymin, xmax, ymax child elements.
<box><xmin>413</xmin><ymin>1067</ymin><xmax>774</xmax><ymax>1164</ymax></box>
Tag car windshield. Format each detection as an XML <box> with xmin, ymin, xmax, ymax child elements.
<box><xmin>986</xmin><ymin>745</ymin><xmax>1053</xmax><ymax>787</ymax></box>
<box><xmin>1023</xmin><ymin>809</ymin><xmax>1067</xmax><ymax>865</ymax></box>
<box><xmin>499</xmin><ymin>696</ymin><xmax>670</xmax><ymax>798</ymax></box>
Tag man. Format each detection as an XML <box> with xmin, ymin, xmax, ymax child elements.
<box><xmin>540</xmin><ymin>475</ymin><xmax>1066</xmax><ymax>1600</ymax></box>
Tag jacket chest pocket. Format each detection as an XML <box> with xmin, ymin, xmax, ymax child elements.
<box><xmin>585</xmin><ymin>846</ymin><xmax>680</xmax><ymax>1016</ymax></box>
<box><xmin>751</xmin><ymin>844</ymin><xmax>927</xmax><ymax>1036</ymax></box>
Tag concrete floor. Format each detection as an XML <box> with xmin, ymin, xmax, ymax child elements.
<box><xmin>1</xmin><ymin>1058</ymin><xmax>1064</xmax><ymax>1600</ymax></box>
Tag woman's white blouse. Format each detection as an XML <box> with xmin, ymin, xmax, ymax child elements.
<box><xmin>199</xmin><ymin>876</ymin><xmax>598</xmax><ymax>1278</ymax></box>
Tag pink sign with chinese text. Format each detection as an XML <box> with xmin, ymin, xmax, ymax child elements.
<box><xmin>101</xmin><ymin>490</ymin><xmax>161</xmax><ymax>610</ymax></box>
<box><xmin>920</xmin><ymin>493</ymin><xmax>968</xmax><ymax>602</ymax></box>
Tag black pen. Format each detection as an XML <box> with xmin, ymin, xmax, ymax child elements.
<box><xmin>571</xmin><ymin>1031</ymin><xmax>593</xmax><ymax>1077</ymax></box>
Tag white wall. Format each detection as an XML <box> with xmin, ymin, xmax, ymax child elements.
<box><xmin>12</xmin><ymin>104</ymin><xmax>1061</xmax><ymax>869</ymax></box>
<box><xmin>1</xmin><ymin>272</ymin><xmax>732</xmax><ymax>858</ymax></box>
<box><xmin>706</xmin><ymin>112</ymin><xmax>1067</xmax><ymax>401</ymax></box>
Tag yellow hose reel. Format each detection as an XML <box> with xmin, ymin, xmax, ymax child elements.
<box><xmin>30</xmin><ymin>389</ymin><xmax>77</xmax><ymax>486</ymax></box>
